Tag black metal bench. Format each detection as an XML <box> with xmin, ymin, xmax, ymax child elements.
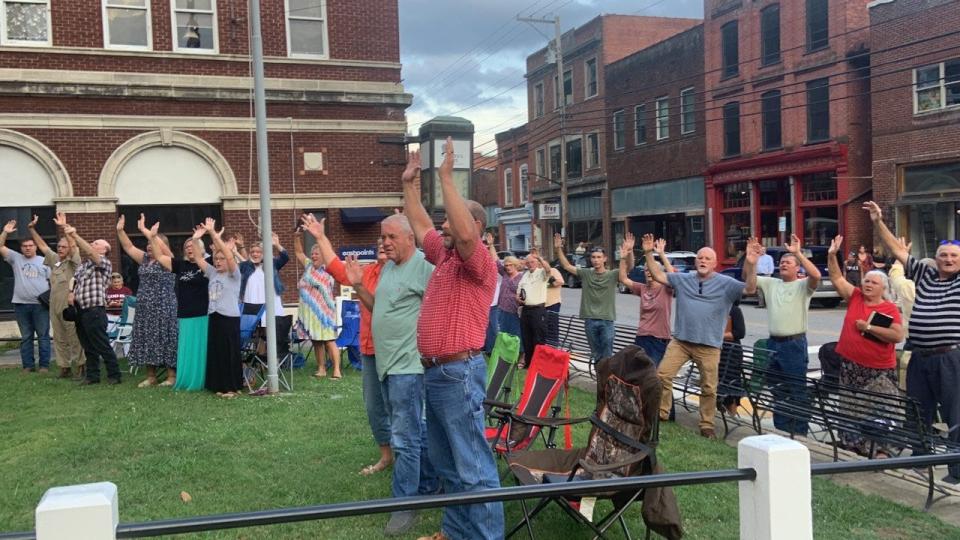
<box><xmin>550</xmin><ymin>314</ymin><xmax>634</xmax><ymax>379</ymax></box>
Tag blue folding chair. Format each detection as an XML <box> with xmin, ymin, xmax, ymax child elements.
<box><xmin>335</xmin><ymin>299</ymin><xmax>362</xmax><ymax>370</ymax></box>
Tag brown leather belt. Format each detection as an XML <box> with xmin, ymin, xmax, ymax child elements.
<box><xmin>912</xmin><ymin>344</ymin><xmax>960</xmax><ymax>356</ymax></box>
<box><xmin>421</xmin><ymin>350</ymin><xmax>481</xmax><ymax>369</ymax></box>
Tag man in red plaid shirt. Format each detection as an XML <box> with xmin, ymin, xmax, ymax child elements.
<box><xmin>405</xmin><ymin>138</ymin><xmax>502</xmax><ymax>540</ymax></box>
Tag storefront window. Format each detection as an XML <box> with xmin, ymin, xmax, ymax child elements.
<box><xmin>568</xmin><ymin>220</ymin><xmax>603</xmax><ymax>253</ymax></box>
<box><xmin>758</xmin><ymin>179</ymin><xmax>787</xmax><ymax>206</ymax></box>
<box><xmin>723</xmin><ymin>212</ymin><xmax>750</xmax><ymax>260</ymax></box>
<box><xmin>903</xmin><ymin>161</ymin><xmax>960</xmax><ymax>193</ymax></box>
<box><xmin>723</xmin><ymin>182</ymin><xmax>750</xmax><ymax>209</ymax></box>
<box><xmin>803</xmin><ymin>207</ymin><xmax>837</xmax><ymax>247</ymax></box>
<box><xmin>802</xmin><ymin>172</ymin><xmax>837</xmax><ymax>202</ymax></box>
<box><xmin>904</xmin><ymin>202</ymin><xmax>959</xmax><ymax>259</ymax></box>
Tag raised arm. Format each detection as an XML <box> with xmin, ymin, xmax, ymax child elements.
<box><xmin>116</xmin><ymin>214</ymin><xmax>145</xmax><ymax>264</ymax></box>
<box><xmin>26</xmin><ymin>215</ymin><xmax>52</xmax><ymax>256</ymax></box>
<box><xmin>785</xmin><ymin>234</ymin><xmax>821</xmax><ymax>290</ymax></box>
<box><xmin>234</xmin><ymin>233</ymin><xmax>248</xmax><ymax>262</ymax></box>
<box><xmin>437</xmin><ymin>138</ymin><xmax>479</xmax><ymax>260</ymax></box>
<box><xmin>654</xmin><ymin>238</ymin><xmax>676</xmax><ymax>274</ymax></box>
<box><xmin>863</xmin><ymin>201</ymin><xmax>908</xmax><ymax>265</ymax></box>
<box><xmin>553</xmin><ymin>233</ymin><xmax>578</xmax><ymax>275</ymax></box>
<box><xmin>301</xmin><ymin>214</ymin><xmax>337</xmax><ymax>266</ymax></box>
<box><xmin>204</xmin><ymin>218</ymin><xmax>237</xmax><ymax>273</ymax></box>
<box><xmin>344</xmin><ymin>255</ymin><xmax>375</xmax><ymax>311</ymax></box>
<box><xmin>58</xmin><ymin>212</ymin><xmax>102</xmax><ymax>265</ymax></box>
<box><xmin>827</xmin><ymin>235</ymin><xmax>855</xmax><ymax>300</ymax></box>
<box><xmin>642</xmin><ymin>234</ymin><xmax>669</xmax><ymax>286</ymax></box>
<box><xmin>484</xmin><ymin>231</ymin><xmax>498</xmax><ymax>260</ymax></box>
<box><xmin>191</xmin><ymin>225</ymin><xmax>209</xmax><ymax>274</ymax></box>
<box><xmin>293</xmin><ymin>229</ymin><xmax>307</xmax><ymax>264</ymax></box>
<box><xmin>400</xmin><ymin>149</ymin><xmax>433</xmax><ymax>246</ymax></box>
<box><xmin>146</xmin><ymin>222</ymin><xmax>173</xmax><ymax>272</ymax></box>
<box><xmin>0</xmin><ymin>220</ymin><xmax>14</xmax><ymax>259</ymax></box>
<box><xmin>742</xmin><ymin>237</ymin><xmax>761</xmax><ymax>295</ymax></box>
<box><xmin>618</xmin><ymin>233</ymin><xmax>636</xmax><ymax>288</ymax></box>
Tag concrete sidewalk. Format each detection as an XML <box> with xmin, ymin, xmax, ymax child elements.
<box><xmin>567</xmin><ymin>368</ymin><xmax>960</xmax><ymax>528</ymax></box>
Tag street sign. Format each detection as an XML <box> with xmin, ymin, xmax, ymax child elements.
<box><xmin>540</xmin><ymin>203</ymin><xmax>560</xmax><ymax>219</ymax></box>
<box><xmin>778</xmin><ymin>216</ymin><xmax>787</xmax><ymax>233</ymax></box>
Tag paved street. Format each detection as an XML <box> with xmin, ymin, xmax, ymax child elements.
<box><xmin>558</xmin><ymin>286</ymin><xmax>846</xmax><ymax>369</ymax></box>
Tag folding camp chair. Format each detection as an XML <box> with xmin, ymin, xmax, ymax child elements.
<box><xmin>485</xmin><ymin>344</ymin><xmax>571</xmax><ymax>458</ymax></box>
<box><xmin>485</xmin><ymin>332</ymin><xmax>521</xmax><ymax>419</ymax></box>
<box><xmin>108</xmin><ymin>296</ymin><xmax>136</xmax><ymax>361</ymax></box>
<box><xmin>505</xmin><ymin>345</ymin><xmax>683</xmax><ymax>540</ymax></box>
<box><xmin>246</xmin><ymin>315</ymin><xmax>295</xmax><ymax>394</ymax></box>
<box><xmin>240</xmin><ymin>305</ymin><xmax>266</xmax><ymax>391</ymax></box>
<box><xmin>335</xmin><ymin>299</ymin><xmax>362</xmax><ymax>371</ymax></box>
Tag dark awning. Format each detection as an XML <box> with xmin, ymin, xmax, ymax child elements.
<box><xmin>340</xmin><ymin>207</ymin><xmax>387</xmax><ymax>225</ymax></box>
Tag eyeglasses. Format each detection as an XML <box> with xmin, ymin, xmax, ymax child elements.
<box><xmin>940</xmin><ymin>240</ymin><xmax>960</xmax><ymax>246</ymax></box>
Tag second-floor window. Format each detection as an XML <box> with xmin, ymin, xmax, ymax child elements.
<box><xmin>806</xmin><ymin>0</ymin><xmax>829</xmax><ymax>52</ymax></box>
<box><xmin>586</xmin><ymin>133</ymin><xmax>599</xmax><ymax>169</ymax></box>
<box><xmin>286</xmin><ymin>0</ymin><xmax>328</xmax><ymax>58</ymax></box>
<box><xmin>566</xmin><ymin>138</ymin><xmax>582</xmax><ymax>179</ymax></box>
<box><xmin>1</xmin><ymin>0</ymin><xmax>51</xmax><ymax>46</ymax></box>
<box><xmin>806</xmin><ymin>78</ymin><xmax>830</xmax><ymax>142</ymax></box>
<box><xmin>549</xmin><ymin>143</ymin><xmax>561</xmax><ymax>179</ymax></box>
<box><xmin>680</xmin><ymin>87</ymin><xmax>695</xmax><ymax>134</ymax></box>
<box><xmin>503</xmin><ymin>168</ymin><xmax>513</xmax><ymax>207</ymax></box>
<box><xmin>762</xmin><ymin>90</ymin><xmax>782</xmax><ymax>150</ymax></box>
<box><xmin>103</xmin><ymin>0</ymin><xmax>151</xmax><ymax>50</ymax></box>
<box><xmin>534</xmin><ymin>83</ymin><xmax>544</xmax><ymax>118</ymax></box>
<box><xmin>563</xmin><ymin>69</ymin><xmax>573</xmax><ymax>106</ymax></box>
<box><xmin>915</xmin><ymin>59</ymin><xmax>960</xmax><ymax>113</ymax></box>
<box><xmin>536</xmin><ymin>148</ymin><xmax>546</xmax><ymax>178</ymax></box>
<box><xmin>655</xmin><ymin>97</ymin><xmax>669</xmax><ymax>141</ymax></box>
<box><xmin>634</xmin><ymin>105</ymin><xmax>646</xmax><ymax>145</ymax></box>
<box><xmin>760</xmin><ymin>4</ymin><xmax>780</xmax><ymax>65</ymax></box>
<box><xmin>721</xmin><ymin>21</ymin><xmax>739</xmax><ymax>78</ymax></box>
<box><xmin>585</xmin><ymin>57</ymin><xmax>598</xmax><ymax>98</ymax></box>
<box><xmin>519</xmin><ymin>165</ymin><xmax>528</xmax><ymax>204</ymax></box>
<box><xmin>612</xmin><ymin>110</ymin><xmax>625</xmax><ymax>150</ymax></box>
<box><xmin>172</xmin><ymin>0</ymin><xmax>217</xmax><ymax>53</ymax></box>
<box><xmin>723</xmin><ymin>102</ymin><xmax>741</xmax><ymax>157</ymax></box>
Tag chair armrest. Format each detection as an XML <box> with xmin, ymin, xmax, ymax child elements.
<box><xmin>577</xmin><ymin>453</ymin><xmax>649</xmax><ymax>474</ymax></box>
<box><xmin>501</xmin><ymin>411</ymin><xmax>591</xmax><ymax>427</ymax></box>
<box><xmin>483</xmin><ymin>399</ymin><xmax>513</xmax><ymax>410</ymax></box>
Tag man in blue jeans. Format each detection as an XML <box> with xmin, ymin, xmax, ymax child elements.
<box><xmin>743</xmin><ymin>235</ymin><xmax>821</xmax><ymax>435</ymax></box>
<box><xmin>347</xmin><ymin>214</ymin><xmax>438</xmax><ymax>536</ymax></box>
<box><xmin>1</xmin><ymin>220</ymin><xmax>51</xmax><ymax>372</ymax></box>
<box><xmin>555</xmin><ymin>234</ymin><xmax>619</xmax><ymax>366</ymax></box>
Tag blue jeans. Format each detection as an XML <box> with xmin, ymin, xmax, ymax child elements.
<box><xmin>362</xmin><ymin>354</ymin><xmax>391</xmax><ymax>446</ymax></box>
<box><xmin>498</xmin><ymin>310</ymin><xmax>522</xmax><ymax>351</ymax></box>
<box><xmin>14</xmin><ymin>303</ymin><xmax>51</xmax><ymax>370</ymax></box>
<box><xmin>381</xmin><ymin>374</ymin><xmax>438</xmax><ymax>498</ymax></box>
<box><xmin>425</xmin><ymin>354</ymin><xmax>504</xmax><ymax>540</ymax></box>
<box><xmin>484</xmin><ymin>306</ymin><xmax>499</xmax><ymax>354</ymax></box>
<box><xmin>634</xmin><ymin>335</ymin><xmax>669</xmax><ymax>365</ymax></box>
<box><xmin>766</xmin><ymin>335</ymin><xmax>810</xmax><ymax>435</ymax></box>
<box><xmin>584</xmin><ymin>318</ymin><xmax>614</xmax><ymax>364</ymax></box>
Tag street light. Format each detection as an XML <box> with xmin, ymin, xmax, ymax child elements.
<box><xmin>418</xmin><ymin>116</ymin><xmax>474</xmax><ymax>218</ymax></box>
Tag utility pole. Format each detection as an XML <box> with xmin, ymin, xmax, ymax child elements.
<box><xmin>519</xmin><ymin>14</ymin><xmax>567</xmax><ymax>252</ymax></box>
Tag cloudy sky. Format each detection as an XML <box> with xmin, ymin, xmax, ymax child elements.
<box><xmin>398</xmin><ymin>0</ymin><xmax>703</xmax><ymax>156</ymax></box>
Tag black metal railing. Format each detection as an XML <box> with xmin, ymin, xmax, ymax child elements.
<box><xmin>3</xmin><ymin>453</ymin><xmax>960</xmax><ymax>540</ymax></box>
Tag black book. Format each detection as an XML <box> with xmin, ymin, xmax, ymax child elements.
<box><xmin>862</xmin><ymin>310</ymin><xmax>894</xmax><ymax>343</ymax></box>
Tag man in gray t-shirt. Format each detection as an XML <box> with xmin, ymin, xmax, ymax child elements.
<box><xmin>642</xmin><ymin>234</ymin><xmax>751</xmax><ymax>439</ymax></box>
<box><xmin>1</xmin><ymin>219</ymin><xmax>52</xmax><ymax>372</ymax></box>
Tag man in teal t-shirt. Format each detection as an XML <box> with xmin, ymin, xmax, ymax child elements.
<box><xmin>554</xmin><ymin>234</ymin><xmax>618</xmax><ymax>365</ymax></box>
<box><xmin>349</xmin><ymin>214</ymin><xmax>438</xmax><ymax>535</ymax></box>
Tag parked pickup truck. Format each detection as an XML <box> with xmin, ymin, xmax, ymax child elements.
<box><xmin>719</xmin><ymin>246</ymin><xmax>842</xmax><ymax>308</ymax></box>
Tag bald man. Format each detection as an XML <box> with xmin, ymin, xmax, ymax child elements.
<box><xmin>642</xmin><ymin>234</ymin><xmax>752</xmax><ymax>439</ymax></box>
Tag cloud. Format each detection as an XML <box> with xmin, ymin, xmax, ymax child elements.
<box><xmin>399</xmin><ymin>0</ymin><xmax>704</xmax><ymax>147</ymax></box>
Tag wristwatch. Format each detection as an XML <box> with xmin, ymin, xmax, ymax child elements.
<box><xmin>866</xmin><ymin>324</ymin><xmax>873</xmax><ymax>333</ymax></box>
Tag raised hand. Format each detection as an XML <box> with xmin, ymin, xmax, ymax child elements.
<box><xmin>745</xmin><ymin>237</ymin><xmax>763</xmax><ymax>264</ymax></box>
<box><xmin>896</xmin><ymin>236</ymin><xmax>912</xmax><ymax>253</ymax></box>
<box><xmin>344</xmin><ymin>255</ymin><xmax>363</xmax><ymax>285</ymax></box>
<box><xmin>2</xmin><ymin>220</ymin><xmax>16</xmax><ymax>234</ymax></box>
<box><xmin>484</xmin><ymin>231</ymin><xmax>494</xmax><ymax>246</ymax></box>
<box><xmin>401</xmin><ymin>150</ymin><xmax>421</xmax><ymax>184</ymax></box>
<box><xmin>862</xmin><ymin>201</ymin><xmax>882</xmax><ymax>223</ymax></box>
<box><xmin>828</xmin><ymin>235</ymin><xmax>844</xmax><ymax>255</ymax></box>
<box><xmin>28</xmin><ymin>215</ymin><xmax>38</xmax><ymax>229</ymax></box>
<box><xmin>53</xmin><ymin>213</ymin><xmax>67</xmax><ymax>228</ymax></box>
<box><xmin>203</xmin><ymin>218</ymin><xmax>216</xmax><ymax>233</ymax></box>
<box><xmin>63</xmin><ymin>225</ymin><xmax>76</xmax><ymax>236</ymax></box>
<box><xmin>439</xmin><ymin>137</ymin><xmax>454</xmax><ymax>178</ymax></box>
<box><xmin>192</xmin><ymin>225</ymin><xmax>205</xmax><ymax>240</ymax></box>
<box><xmin>653</xmin><ymin>237</ymin><xmax>666</xmax><ymax>254</ymax></box>
<box><xmin>136</xmin><ymin>213</ymin><xmax>148</xmax><ymax>234</ymax></box>
<box><xmin>271</xmin><ymin>232</ymin><xmax>280</xmax><ymax>246</ymax></box>
<box><xmin>785</xmin><ymin>233</ymin><xmax>801</xmax><ymax>254</ymax></box>
<box><xmin>305</xmin><ymin>217</ymin><xmax>326</xmax><ymax>239</ymax></box>
<box><xmin>148</xmin><ymin>222</ymin><xmax>160</xmax><ymax>238</ymax></box>
<box><xmin>553</xmin><ymin>233</ymin><xmax>564</xmax><ymax>251</ymax></box>
<box><xmin>640</xmin><ymin>233</ymin><xmax>655</xmax><ymax>253</ymax></box>
<box><xmin>619</xmin><ymin>233</ymin><xmax>635</xmax><ymax>259</ymax></box>
<box><xmin>234</xmin><ymin>233</ymin><xmax>245</xmax><ymax>248</ymax></box>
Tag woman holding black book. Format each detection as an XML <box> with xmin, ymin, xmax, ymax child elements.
<box><xmin>828</xmin><ymin>235</ymin><xmax>905</xmax><ymax>457</ymax></box>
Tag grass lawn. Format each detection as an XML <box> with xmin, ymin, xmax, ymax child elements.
<box><xmin>1</xmin><ymin>362</ymin><xmax>959</xmax><ymax>539</ymax></box>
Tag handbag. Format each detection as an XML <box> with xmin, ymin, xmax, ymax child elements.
<box><xmin>62</xmin><ymin>305</ymin><xmax>78</xmax><ymax>322</ymax></box>
<box><xmin>37</xmin><ymin>289</ymin><xmax>51</xmax><ymax>309</ymax></box>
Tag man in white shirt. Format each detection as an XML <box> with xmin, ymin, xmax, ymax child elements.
<box><xmin>516</xmin><ymin>253</ymin><xmax>552</xmax><ymax>368</ymax></box>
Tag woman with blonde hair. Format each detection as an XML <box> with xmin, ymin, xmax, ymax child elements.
<box><xmin>293</xmin><ymin>232</ymin><xmax>342</xmax><ymax>380</ymax></box>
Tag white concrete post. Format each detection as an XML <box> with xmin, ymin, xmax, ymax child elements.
<box><xmin>36</xmin><ymin>482</ymin><xmax>118</xmax><ymax>540</ymax></box>
<box><xmin>738</xmin><ymin>435</ymin><xmax>813</xmax><ymax>540</ymax></box>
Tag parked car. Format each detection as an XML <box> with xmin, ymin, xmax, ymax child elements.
<box><xmin>618</xmin><ymin>251</ymin><xmax>697</xmax><ymax>293</ymax></box>
<box><xmin>552</xmin><ymin>253</ymin><xmax>590</xmax><ymax>288</ymax></box>
<box><xmin>720</xmin><ymin>246</ymin><xmax>842</xmax><ymax>308</ymax></box>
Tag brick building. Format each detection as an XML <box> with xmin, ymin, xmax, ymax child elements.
<box><xmin>509</xmin><ymin>14</ymin><xmax>699</xmax><ymax>257</ymax></box>
<box><xmin>0</xmin><ymin>0</ymin><xmax>410</xmax><ymax>312</ymax></box>
<box><xmin>494</xmin><ymin>124</ymin><xmax>532</xmax><ymax>252</ymax></box>
<box><xmin>870</xmin><ymin>0</ymin><xmax>960</xmax><ymax>258</ymax></box>
<box><xmin>703</xmin><ymin>0</ymin><xmax>873</xmax><ymax>266</ymax></box>
<box><xmin>471</xmin><ymin>152</ymin><xmax>499</xmax><ymax>240</ymax></box>
<box><xmin>605</xmin><ymin>24</ymin><xmax>706</xmax><ymax>253</ymax></box>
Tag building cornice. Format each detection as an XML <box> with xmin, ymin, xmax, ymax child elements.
<box><xmin>0</xmin><ymin>114</ymin><xmax>407</xmax><ymax>133</ymax></box>
<box><xmin>52</xmin><ymin>193</ymin><xmax>404</xmax><ymax>213</ymax></box>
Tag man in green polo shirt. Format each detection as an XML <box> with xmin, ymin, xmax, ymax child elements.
<box><xmin>348</xmin><ymin>214</ymin><xmax>438</xmax><ymax>536</ymax></box>
<box><xmin>554</xmin><ymin>234</ymin><xmax>618</xmax><ymax>365</ymax></box>
<box><xmin>743</xmin><ymin>234</ymin><xmax>821</xmax><ymax>435</ymax></box>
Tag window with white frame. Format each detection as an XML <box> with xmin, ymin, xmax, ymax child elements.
<box><xmin>634</xmin><ymin>104</ymin><xmax>646</xmax><ymax>145</ymax></box>
<box><xmin>915</xmin><ymin>59</ymin><xmax>960</xmax><ymax>113</ymax></box>
<box><xmin>534</xmin><ymin>82</ymin><xmax>544</xmax><ymax>118</ymax></box>
<box><xmin>586</xmin><ymin>133</ymin><xmax>599</xmax><ymax>169</ymax></box>
<box><xmin>171</xmin><ymin>0</ymin><xmax>217</xmax><ymax>53</ymax></box>
<box><xmin>103</xmin><ymin>0</ymin><xmax>151</xmax><ymax>49</ymax></box>
<box><xmin>585</xmin><ymin>57</ymin><xmax>598</xmax><ymax>98</ymax></box>
<box><xmin>536</xmin><ymin>148</ymin><xmax>546</xmax><ymax>179</ymax></box>
<box><xmin>680</xmin><ymin>87</ymin><xmax>695</xmax><ymax>134</ymax></box>
<box><xmin>549</xmin><ymin>143</ymin><xmax>561</xmax><ymax>179</ymax></box>
<box><xmin>503</xmin><ymin>168</ymin><xmax>513</xmax><ymax>207</ymax></box>
<box><xmin>1</xmin><ymin>0</ymin><xmax>51</xmax><ymax>46</ymax></box>
<box><xmin>613</xmin><ymin>110</ymin><xmax>625</xmax><ymax>150</ymax></box>
<box><xmin>286</xmin><ymin>0</ymin><xmax>328</xmax><ymax>58</ymax></box>
<box><xmin>519</xmin><ymin>164</ymin><xmax>529</xmax><ymax>204</ymax></box>
<box><xmin>563</xmin><ymin>69</ymin><xmax>573</xmax><ymax>106</ymax></box>
<box><xmin>656</xmin><ymin>97</ymin><xmax>669</xmax><ymax>140</ymax></box>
